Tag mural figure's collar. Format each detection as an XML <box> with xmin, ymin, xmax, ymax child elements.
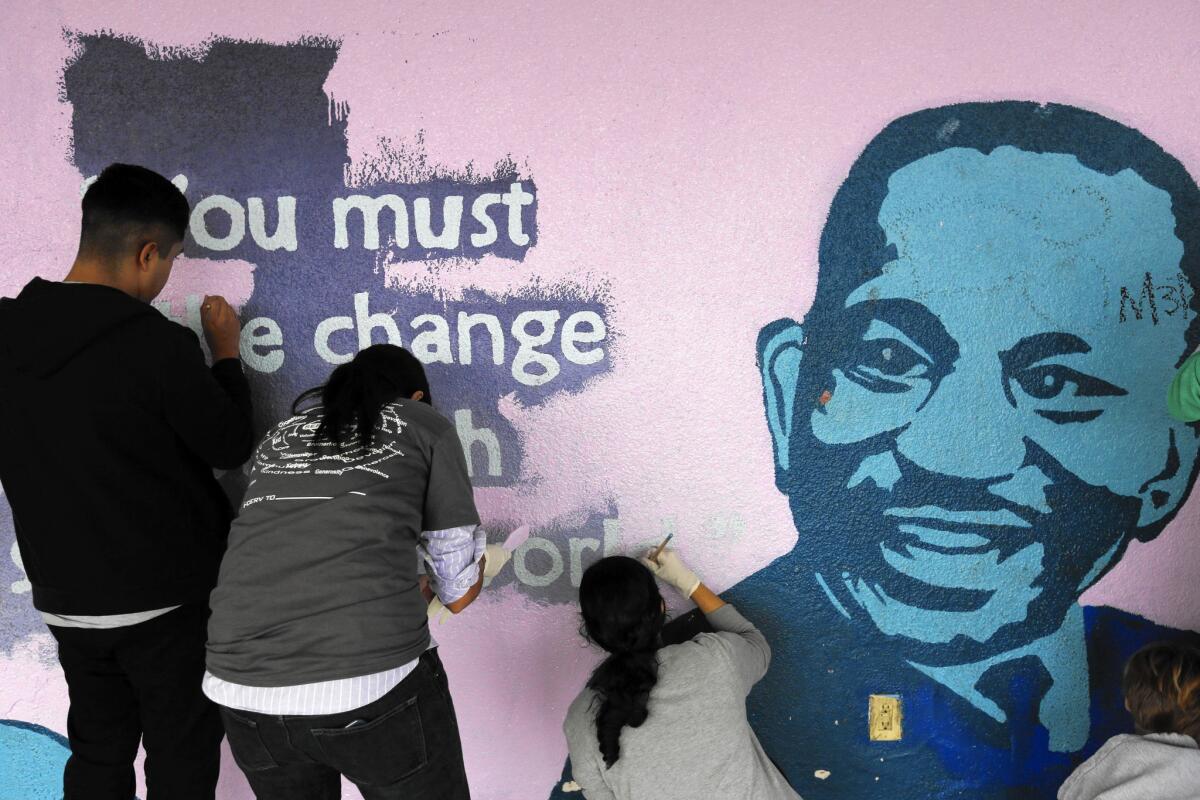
<box><xmin>907</xmin><ymin>603</ymin><xmax>1090</xmax><ymax>752</ymax></box>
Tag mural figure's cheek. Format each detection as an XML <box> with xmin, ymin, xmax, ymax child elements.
<box><xmin>1026</xmin><ymin>403</ymin><xmax>1171</xmax><ymax>502</ymax></box>
<box><xmin>810</xmin><ymin>369</ymin><xmax>926</xmax><ymax>445</ymax></box>
<box><xmin>847</xmin><ymin>451</ymin><xmax>902</xmax><ymax>491</ymax></box>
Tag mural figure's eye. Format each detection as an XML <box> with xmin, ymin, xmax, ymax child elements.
<box><xmin>1009</xmin><ymin>364</ymin><xmax>1127</xmax><ymax>423</ymax></box>
<box><xmin>859</xmin><ymin>339</ymin><xmax>926</xmax><ymax>377</ymax></box>
<box><xmin>844</xmin><ymin>334</ymin><xmax>931</xmax><ymax>394</ymax></box>
<box><xmin>1013</xmin><ymin>365</ymin><xmax>1075</xmax><ymax>400</ymax></box>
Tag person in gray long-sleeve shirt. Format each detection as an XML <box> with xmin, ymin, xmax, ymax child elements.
<box><xmin>1058</xmin><ymin>642</ymin><xmax>1200</xmax><ymax>800</ymax></box>
<box><xmin>563</xmin><ymin>549</ymin><xmax>801</xmax><ymax>800</ymax></box>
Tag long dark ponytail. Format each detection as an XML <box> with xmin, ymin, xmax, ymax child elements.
<box><xmin>579</xmin><ymin>556</ymin><xmax>666</xmax><ymax>768</ymax></box>
<box><xmin>292</xmin><ymin>344</ymin><xmax>432</xmax><ymax>449</ymax></box>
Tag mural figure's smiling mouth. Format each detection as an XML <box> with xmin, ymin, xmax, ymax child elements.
<box><xmin>883</xmin><ymin>506</ymin><xmax>1032</xmax><ymax>555</ymax></box>
<box><xmin>830</xmin><ymin>505</ymin><xmax>1046</xmax><ymax>614</ymax></box>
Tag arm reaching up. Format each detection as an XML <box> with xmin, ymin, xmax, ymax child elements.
<box><xmin>160</xmin><ymin>296</ymin><xmax>253</xmax><ymax>470</ymax></box>
<box><xmin>640</xmin><ymin>548</ymin><xmax>723</xmax><ymax>611</ymax></box>
<box><xmin>642</xmin><ymin>547</ymin><xmax>768</xmax><ymax>689</ymax></box>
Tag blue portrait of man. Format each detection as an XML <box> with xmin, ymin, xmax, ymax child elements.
<box><xmin>550</xmin><ymin>102</ymin><xmax>1200</xmax><ymax>799</ymax></box>
<box><xmin>734</xmin><ymin>100</ymin><xmax>1200</xmax><ymax>799</ymax></box>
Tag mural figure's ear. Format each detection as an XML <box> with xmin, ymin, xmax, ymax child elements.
<box><xmin>1136</xmin><ymin>422</ymin><xmax>1200</xmax><ymax>531</ymax></box>
<box><xmin>757</xmin><ymin>319</ymin><xmax>805</xmax><ymax>484</ymax></box>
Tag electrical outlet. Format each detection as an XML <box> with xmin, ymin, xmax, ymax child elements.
<box><xmin>869</xmin><ymin>694</ymin><xmax>902</xmax><ymax>741</ymax></box>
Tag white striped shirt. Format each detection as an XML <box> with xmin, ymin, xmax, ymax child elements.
<box><xmin>203</xmin><ymin>524</ymin><xmax>484</xmax><ymax>715</ymax></box>
<box><xmin>202</xmin><ymin>654</ymin><xmax>426</xmax><ymax>715</ymax></box>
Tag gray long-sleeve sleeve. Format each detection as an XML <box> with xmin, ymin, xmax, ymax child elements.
<box><xmin>563</xmin><ymin>736</ymin><xmax>618</xmax><ymax>800</ymax></box>
<box><xmin>702</xmin><ymin>603</ymin><xmax>772</xmax><ymax>694</ymax></box>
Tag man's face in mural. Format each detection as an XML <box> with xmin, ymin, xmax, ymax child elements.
<box><xmin>761</xmin><ymin>146</ymin><xmax>1199</xmax><ymax>666</ymax></box>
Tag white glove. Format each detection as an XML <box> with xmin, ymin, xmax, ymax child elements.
<box><xmin>483</xmin><ymin>544</ymin><xmax>512</xmax><ymax>579</ymax></box>
<box><xmin>428</xmin><ymin>544</ymin><xmax>513</xmax><ymax>622</ymax></box>
<box><xmin>641</xmin><ymin>547</ymin><xmax>701</xmax><ymax>598</ymax></box>
<box><xmin>427</xmin><ymin>596</ymin><xmax>453</xmax><ymax>625</ymax></box>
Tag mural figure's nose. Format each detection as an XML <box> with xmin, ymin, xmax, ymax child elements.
<box><xmin>895</xmin><ymin>366</ymin><xmax>1026</xmax><ymax>481</ymax></box>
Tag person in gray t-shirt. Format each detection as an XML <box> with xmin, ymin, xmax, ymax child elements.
<box><xmin>206</xmin><ymin>344</ymin><xmax>491</xmax><ymax>800</ymax></box>
<box><xmin>564</xmin><ymin>550</ymin><xmax>802</xmax><ymax>800</ymax></box>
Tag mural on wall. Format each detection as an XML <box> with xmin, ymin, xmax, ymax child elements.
<box><xmin>2</xmin><ymin>30</ymin><xmax>621</xmax><ymax>800</ymax></box>
<box><xmin>731</xmin><ymin>102</ymin><xmax>1200</xmax><ymax>798</ymax></box>
<box><xmin>4</xmin><ymin>5</ymin><xmax>1200</xmax><ymax>800</ymax></box>
<box><xmin>548</xmin><ymin>101</ymin><xmax>1200</xmax><ymax>800</ymax></box>
<box><xmin>59</xmin><ymin>34</ymin><xmax>611</xmax><ymax>467</ymax></box>
<box><xmin>0</xmin><ymin>721</ymin><xmax>70</xmax><ymax>800</ymax></box>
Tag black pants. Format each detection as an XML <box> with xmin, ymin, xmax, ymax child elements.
<box><xmin>220</xmin><ymin>649</ymin><xmax>470</xmax><ymax>800</ymax></box>
<box><xmin>48</xmin><ymin>604</ymin><xmax>223</xmax><ymax>800</ymax></box>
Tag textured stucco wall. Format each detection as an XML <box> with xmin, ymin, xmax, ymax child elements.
<box><xmin>2</xmin><ymin>3</ymin><xmax>1200</xmax><ymax>799</ymax></box>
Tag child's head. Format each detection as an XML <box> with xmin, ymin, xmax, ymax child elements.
<box><xmin>1123</xmin><ymin>641</ymin><xmax>1200</xmax><ymax>742</ymax></box>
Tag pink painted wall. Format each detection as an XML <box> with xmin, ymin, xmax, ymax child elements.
<box><xmin>2</xmin><ymin>2</ymin><xmax>1200</xmax><ymax>798</ymax></box>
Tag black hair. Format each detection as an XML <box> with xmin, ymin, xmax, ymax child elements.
<box><xmin>79</xmin><ymin>163</ymin><xmax>190</xmax><ymax>262</ymax></box>
<box><xmin>579</xmin><ymin>556</ymin><xmax>666</xmax><ymax>768</ymax></box>
<box><xmin>811</xmin><ymin>102</ymin><xmax>1200</xmax><ymax>362</ymax></box>
<box><xmin>292</xmin><ymin>344</ymin><xmax>432</xmax><ymax>449</ymax></box>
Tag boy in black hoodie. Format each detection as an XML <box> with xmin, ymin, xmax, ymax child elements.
<box><xmin>0</xmin><ymin>164</ymin><xmax>254</xmax><ymax>799</ymax></box>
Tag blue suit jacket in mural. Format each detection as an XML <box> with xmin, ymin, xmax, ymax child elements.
<box><xmin>549</xmin><ymin>556</ymin><xmax>1200</xmax><ymax>800</ymax></box>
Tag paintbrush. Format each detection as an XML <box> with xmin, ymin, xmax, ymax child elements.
<box><xmin>650</xmin><ymin>533</ymin><xmax>674</xmax><ymax>562</ymax></box>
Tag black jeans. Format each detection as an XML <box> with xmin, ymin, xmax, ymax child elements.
<box><xmin>220</xmin><ymin>649</ymin><xmax>470</xmax><ymax>800</ymax></box>
<box><xmin>48</xmin><ymin>604</ymin><xmax>223</xmax><ymax>800</ymax></box>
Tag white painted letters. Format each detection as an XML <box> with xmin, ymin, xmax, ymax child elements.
<box><xmin>247</xmin><ymin>196</ymin><xmax>298</xmax><ymax>252</ymax></box>
<box><xmin>191</xmin><ymin>195</ymin><xmax>246</xmax><ymax>251</ymax></box>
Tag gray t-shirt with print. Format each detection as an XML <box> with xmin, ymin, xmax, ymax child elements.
<box><xmin>206</xmin><ymin>399</ymin><xmax>479</xmax><ymax>686</ymax></box>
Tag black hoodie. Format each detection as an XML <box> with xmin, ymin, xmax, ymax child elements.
<box><xmin>0</xmin><ymin>278</ymin><xmax>253</xmax><ymax>615</ymax></box>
